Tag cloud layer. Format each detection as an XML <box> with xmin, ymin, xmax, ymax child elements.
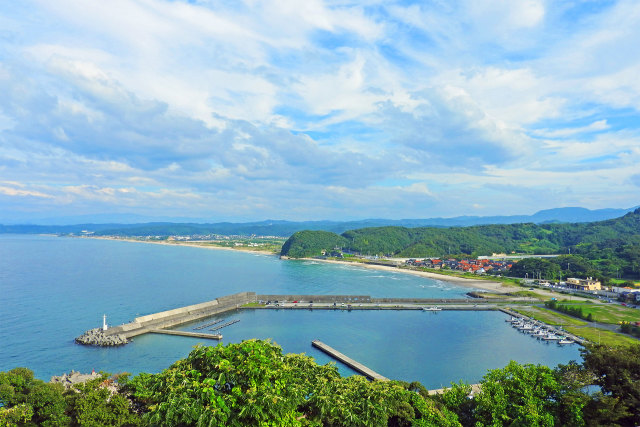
<box><xmin>1</xmin><ymin>0</ymin><xmax>639</xmax><ymax>222</ymax></box>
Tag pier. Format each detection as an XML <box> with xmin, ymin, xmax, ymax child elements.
<box><xmin>312</xmin><ymin>340</ymin><xmax>388</xmax><ymax>381</ymax></box>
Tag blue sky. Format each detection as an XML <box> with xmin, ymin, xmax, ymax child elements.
<box><xmin>1</xmin><ymin>0</ymin><xmax>639</xmax><ymax>223</ymax></box>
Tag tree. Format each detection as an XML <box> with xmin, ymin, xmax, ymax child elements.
<box><xmin>67</xmin><ymin>375</ymin><xmax>142</xmax><ymax>427</ymax></box>
<box><xmin>473</xmin><ymin>361</ymin><xmax>573</xmax><ymax>427</ymax></box>
<box><xmin>0</xmin><ymin>367</ymin><xmax>69</xmax><ymax>426</ymax></box>
<box><xmin>125</xmin><ymin>340</ymin><xmax>461</xmax><ymax>426</ymax></box>
<box><xmin>581</xmin><ymin>344</ymin><xmax>640</xmax><ymax>426</ymax></box>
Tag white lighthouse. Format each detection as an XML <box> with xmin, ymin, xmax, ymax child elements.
<box><xmin>102</xmin><ymin>314</ymin><xmax>108</xmax><ymax>331</ymax></box>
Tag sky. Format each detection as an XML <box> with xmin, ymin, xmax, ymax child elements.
<box><xmin>1</xmin><ymin>0</ymin><xmax>639</xmax><ymax>223</ymax></box>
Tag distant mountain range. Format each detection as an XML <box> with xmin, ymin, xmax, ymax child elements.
<box><xmin>0</xmin><ymin>206</ymin><xmax>638</xmax><ymax>237</ymax></box>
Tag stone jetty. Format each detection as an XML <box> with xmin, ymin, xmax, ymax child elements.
<box><xmin>75</xmin><ymin>328</ymin><xmax>129</xmax><ymax>346</ymax></box>
<box><xmin>75</xmin><ymin>292</ymin><xmax>255</xmax><ymax>346</ymax></box>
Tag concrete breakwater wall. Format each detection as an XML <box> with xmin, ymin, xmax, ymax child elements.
<box><xmin>107</xmin><ymin>291</ymin><xmax>256</xmax><ymax>338</ymax></box>
<box><xmin>257</xmin><ymin>294</ymin><xmax>372</xmax><ymax>303</ymax></box>
<box><xmin>76</xmin><ymin>292</ymin><xmax>256</xmax><ymax>346</ymax></box>
<box><xmin>257</xmin><ymin>294</ymin><xmax>490</xmax><ymax>304</ymax></box>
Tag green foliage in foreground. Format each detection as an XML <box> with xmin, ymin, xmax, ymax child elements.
<box><xmin>2</xmin><ymin>341</ymin><xmax>640</xmax><ymax>426</ymax></box>
<box><xmin>0</xmin><ymin>368</ymin><xmax>140</xmax><ymax>426</ymax></box>
<box><xmin>124</xmin><ymin>340</ymin><xmax>459</xmax><ymax>426</ymax></box>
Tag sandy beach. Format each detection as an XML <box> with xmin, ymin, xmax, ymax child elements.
<box><xmin>84</xmin><ymin>235</ymin><xmax>279</xmax><ymax>256</ymax></box>
<box><xmin>83</xmin><ymin>236</ymin><xmax>515</xmax><ymax>294</ymax></box>
<box><xmin>301</xmin><ymin>258</ymin><xmax>515</xmax><ymax>294</ymax></box>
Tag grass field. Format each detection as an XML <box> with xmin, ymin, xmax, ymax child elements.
<box><xmin>510</xmin><ymin>306</ymin><xmax>587</xmax><ymax>326</ymax></box>
<box><xmin>509</xmin><ymin>290</ymin><xmax>544</xmax><ymax>300</ymax></box>
<box><xmin>555</xmin><ymin>302</ymin><xmax>640</xmax><ymax>324</ymax></box>
<box><xmin>564</xmin><ymin>326</ymin><xmax>640</xmax><ymax>347</ymax></box>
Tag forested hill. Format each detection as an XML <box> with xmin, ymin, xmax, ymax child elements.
<box><xmin>280</xmin><ymin>209</ymin><xmax>640</xmax><ymax>277</ymax></box>
<box><xmin>2</xmin><ymin>206</ymin><xmax>636</xmax><ymax>237</ymax></box>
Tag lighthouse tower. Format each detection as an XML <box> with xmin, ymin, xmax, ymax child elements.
<box><xmin>102</xmin><ymin>314</ymin><xmax>108</xmax><ymax>331</ymax></box>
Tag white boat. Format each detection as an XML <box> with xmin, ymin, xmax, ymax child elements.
<box><xmin>543</xmin><ymin>334</ymin><xmax>562</xmax><ymax>341</ymax></box>
<box><xmin>558</xmin><ymin>339</ymin><xmax>575</xmax><ymax>345</ymax></box>
<box><xmin>423</xmin><ymin>306</ymin><xmax>442</xmax><ymax>311</ymax></box>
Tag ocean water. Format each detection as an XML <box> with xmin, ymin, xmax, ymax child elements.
<box><xmin>0</xmin><ymin>235</ymin><xmax>581</xmax><ymax>388</ymax></box>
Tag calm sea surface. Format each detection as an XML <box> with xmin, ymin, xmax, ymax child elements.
<box><xmin>0</xmin><ymin>235</ymin><xmax>581</xmax><ymax>388</ymax></box>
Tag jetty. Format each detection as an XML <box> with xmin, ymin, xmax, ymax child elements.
<box><xmin>76</xmin><ymin>292</ymin><xmax>255</xmax><ymax>346</ymax></box>
<box><xmin>312</xmin><ymin>340</ymin><xmax>388</xmax><ymax>381</ymax></box>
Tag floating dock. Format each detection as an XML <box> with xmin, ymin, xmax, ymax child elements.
<box><xmin>210</xmin><ymin>319</ymin><xmax>240</xmax><ymax>331</ymax></box>
<box><xmin>194</xmin><ymin>318</ymin><xmax>225</xmax><ymax>330</ymax></box>
<box><xmin>148</xmin><ymin>329</ymin><xmax>222</xmax><ymax>340</ymax></box>
<box><xmin>312</xmin><ymin>340</ymin><xmax>388</xmax><ymax>381</ymax></box>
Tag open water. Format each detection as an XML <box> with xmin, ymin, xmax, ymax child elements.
<box><xmin>0</xmin><ymin>234</ymin><xmax>581</xmax><ymax>388</ymax></box>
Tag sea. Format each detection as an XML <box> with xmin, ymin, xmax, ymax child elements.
<box><xmin>0</xmin><ymin>234</ymin><xmax>581</xmax><ymax>389</ymax></box>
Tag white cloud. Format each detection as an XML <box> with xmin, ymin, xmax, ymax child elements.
<box><xmin>0</xmin><ymin>0</ymin><xmax>639</xmax><ymax>221</ymax></box>
<box><xmin>0</xmin><ymin>184</ymin><xmax>53</xmax><ymax>199</ymax></box>
<box><xmin>533</xmin><ymin>120</ymin><xmax>610</xmax><ymax>138</ymax></box>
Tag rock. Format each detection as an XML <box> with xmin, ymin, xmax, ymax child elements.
<box><xmin>50</xmin><ymin>370</ymin><xmax>99</xmax><ymax>389</ymax></box>
<box><xmin>75</xmin><ymin>328</ymin><xmax>129</xmax><ymax>346</ymax></box>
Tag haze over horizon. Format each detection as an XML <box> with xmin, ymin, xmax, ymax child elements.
<box><xmin>1</xmin><ymin>1</ymin><xmax>639</xmax><ymax>222</ymax></box>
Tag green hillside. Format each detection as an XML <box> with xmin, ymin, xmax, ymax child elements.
<box><xmin>281</xmin><ymin>208</ymin><xmax>640</xmax><ymax>279</ymax></box>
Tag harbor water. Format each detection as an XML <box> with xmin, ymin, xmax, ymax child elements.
<box><xmin>0</xmin><ymin>234</ymin><xmax>581</xmax><ymax>388</ymax></box>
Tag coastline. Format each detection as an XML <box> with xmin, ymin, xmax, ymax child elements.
<box><xmin>300</xmin><ymin>257</ymin><xmax>514</xmax><ymax>293</ymax></box>
<box><xmin>82</xmin><ymin>236</ymin><xmax>280</xmax><ymax>256</ymax></box>
<box><xmin>80</xmin><ymin>236</ymin><xmax>514</xmax><ymax>293</ymax></box>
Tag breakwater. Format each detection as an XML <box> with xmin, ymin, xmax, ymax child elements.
<box><xmin>75</xmin><ymin>292</ymin><xmax>255</xmax><ymax>346</ymax></box>
<box><xmin>75</xmin><ymin>328</ymin><xmax>128</xmax><ymax>346</ymax></box>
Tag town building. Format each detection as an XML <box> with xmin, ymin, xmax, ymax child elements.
<box><xmin>566</xmin><ymin>277</ymin><xmax>601</xmax><ymax>291</ymax></box>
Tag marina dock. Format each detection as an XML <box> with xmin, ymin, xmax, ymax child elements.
<box><xmin>312</xmin><ymin>340</ymin><xmax>388</xmax><ymax>381</ymax></box>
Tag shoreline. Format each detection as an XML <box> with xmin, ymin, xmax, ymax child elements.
<box><xmin>81</xmin><ymin>235</ymin><xmax>280</xmax><ymax>256</ymax></box>
<box><xmin>299</xmin><ymin>257</ymin><xmax>515</xmax><ymax>293</ymax></box>
<box><xmin>79</xmin><ymin>236</ymin><xmax>514</xmax><ymax>293</ymax></box>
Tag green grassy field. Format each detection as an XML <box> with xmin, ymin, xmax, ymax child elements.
<box><xmin>555</xmin><ymin>302</ymin><xmax>640</xmax><ymax>324</ymax></box>
<box><xmin>509</xmin><ymin>290</ymin><xmax>544</xmax><ymax>299</ymax></box>
<box><xmin>564</xmin><ymin>326</ymin><xmax>639</xmax><ymax>347</ymax></box>
<box><xmin>510</xmin><ymin>306</ymin><xmax>587</xmax><ymax>326</ymax></box>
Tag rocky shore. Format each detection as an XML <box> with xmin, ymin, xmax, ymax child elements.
<box><xmin>75</xmin><ymin>328</ymin><xmax>129</xmax><ymax>346</ymax></box>
<box><xmin>50</xmin><ymin>370</ymin><xmax>100</xmax><ymax>389</ymax></box>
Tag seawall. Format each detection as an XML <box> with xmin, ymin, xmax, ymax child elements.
<box><xmin>103</xmin><ymin>292</ymin><xmax>256</xmax><ymax>340</ymax></box>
